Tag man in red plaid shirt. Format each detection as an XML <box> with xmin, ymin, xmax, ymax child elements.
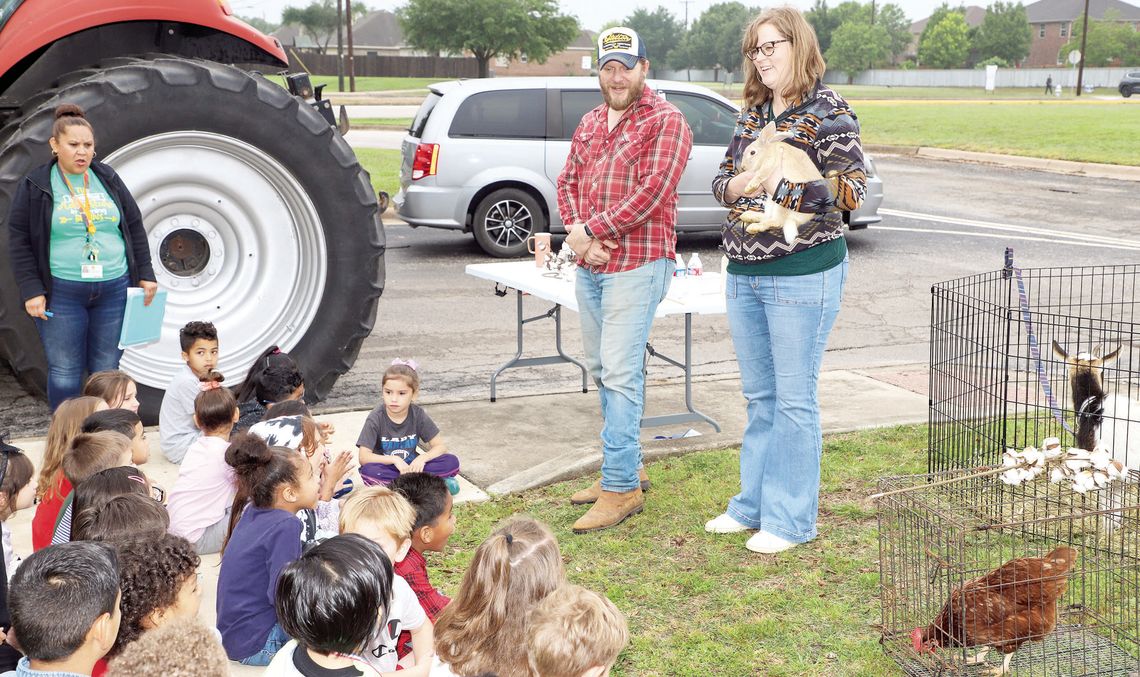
<box><xmin>557</xmin><ymin>26</ymin><xmax>693</xmax><ymax>534</ymax></box>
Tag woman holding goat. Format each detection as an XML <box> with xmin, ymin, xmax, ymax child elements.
<box><xmin>707</xmin><ymin>6</ymin><xmax>866</xmax><ymax>554</ymax></box>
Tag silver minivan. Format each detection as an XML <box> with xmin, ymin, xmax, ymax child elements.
<box><xmin>395</xmin><ymin>77</ymin><xmax>883</xmax><ymax>257</ymax></box>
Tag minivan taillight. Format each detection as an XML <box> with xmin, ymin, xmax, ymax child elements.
<box><xmin>411</xmin><ymin>143</ymin><xmax>438</xmax><ymax>180</ymax></box>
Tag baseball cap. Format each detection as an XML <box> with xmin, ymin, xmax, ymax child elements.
<box><xmin>597</xmin><ymin>27</ymin><xmax>646</xmax><ymax>69</ymax></box>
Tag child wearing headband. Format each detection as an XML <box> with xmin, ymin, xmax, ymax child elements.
<box><xmin>357</xmin><ymin>359</ymin><xmax>460</xmax><ymax>493</ymax></box>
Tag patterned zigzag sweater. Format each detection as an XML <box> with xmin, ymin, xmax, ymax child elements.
<box><xmin>711</xmin><ymin>81</ymin><xmax>866</xmax><ymax>265</ymax></box>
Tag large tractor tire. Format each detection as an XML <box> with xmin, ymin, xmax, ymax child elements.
<box><xmin>0</xmin><ymin>58</ymin><xmax>385</xmax><ymax>422</ymax></box>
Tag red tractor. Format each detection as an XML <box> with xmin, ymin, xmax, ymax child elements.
<box><xmin>0</xmin><ymin>0</ymin><xmax>385</xmax><ymax>419</ymax></box>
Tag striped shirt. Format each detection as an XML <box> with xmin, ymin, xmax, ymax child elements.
<box><xmin>556</xmin><ymin>85</ymin><xmax>693</xmax><ymax>273</ymax></box>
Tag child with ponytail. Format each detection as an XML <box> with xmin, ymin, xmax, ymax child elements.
<box><xmin>166</xmin><ymin>370</ymin><xmax>239</xmax><ymax>554</ymax></box>
<box><xmin>216</xmin><ymin>432</ymin><xmax>319</xmax><ymax>666</ymax></box>
<box><xmin>431</xmin><ymin>517</ymin><xmax>565</xmax><ymax>677</ymax></box>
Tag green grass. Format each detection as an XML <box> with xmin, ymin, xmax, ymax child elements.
<box><xmin>427</xmin><ymin>424</ymin><xmax>929</xmax><ymax>676</ymax></box>
<box><xmin>698</xmin><ymin>82</ymin><xmax>1122</xmax><ymax>100</ymax></box>
<box><xmin>310</xmin><ymin>75</ymin><xmax>439</xmax><ymax>93</ymax></box>
<box><xmin>350</xmin><ymin>117</ymin><xmax>414</xmax><ymax>129</ymax></box>
<box><xmin>857</xmin><ymin>100</ymin><xmax>1140</xmax><ymax>166</ymax></box>
<box><xmin>355</xmin><ymin>148</ymin><xmax>402</xmax><ymax>199</ymax></box>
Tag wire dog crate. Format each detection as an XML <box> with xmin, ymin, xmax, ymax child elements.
<box><xmin>877</xmin><ymin>468</ymin><xmax>1140</xmax><ymax>676</ymax></box>
<box><xmin>929</xmin><ymin>251</ymin><xmax>1140</xmax><ymax>472</ymax></box>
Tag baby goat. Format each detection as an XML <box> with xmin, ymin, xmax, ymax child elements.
<box><xmin>1054</xmin><ymin>341</ymin><xmax>1139</xmax><ymax>532</ymax></box>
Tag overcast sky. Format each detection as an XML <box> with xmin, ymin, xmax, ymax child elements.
<box><xmin>230</xmin><ymin>0</ymin><xmax>944</xmax><ymax>31</ymax></box>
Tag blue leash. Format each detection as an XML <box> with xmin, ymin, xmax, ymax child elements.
<box><xmin>1007</xmin><ymin>249</ymin><xmax>1075</xmax><ymax>435</ymax></box>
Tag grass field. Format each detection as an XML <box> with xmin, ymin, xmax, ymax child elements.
<box><xmin>355</xmin><ymin>148</ymin><xmax>402</xmax><ymax>199</ymax></box>
<box><xmin>856</xmin><ymin>100</ymin><xmax>1140</xmax><ymax>166</ymax></box>
<box><xmin>699</xmin><ymin>82</ymin><xmax>1121</xmax><ymax>100</ymax></box>
<box><xmin>425</xmin><ymin>424</ymin><xmax>928</xmax><ymax>676</ymax></box>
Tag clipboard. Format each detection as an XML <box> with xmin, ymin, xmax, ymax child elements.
<box><xmin>118</xmin><ymin>288</ymin><xmax>168</xmax><ymax>350</ymax></box>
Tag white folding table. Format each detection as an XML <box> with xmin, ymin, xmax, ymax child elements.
<box><xmin>465</xmin><ymin>260</ymin><xmax>725</xmax><ymax>432</ymax></box>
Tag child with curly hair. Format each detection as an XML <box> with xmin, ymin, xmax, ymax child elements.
<box><xmin>92</xmin><ymin>534</ymin><xmax>201</xmax><ymax>676</ymax></box>
<box><xmin>107</xmin><ymin>618</ymin><xmax>228</xmax><ymax>677</ymax></box>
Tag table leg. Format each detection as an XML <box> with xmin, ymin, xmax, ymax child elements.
<box><xmin>489</xmin><ymin>289</ymin><xmax>589</xmax><ymax>402</ymax></box>
<box><xmin>640</xmin><ymin>313</ymin><xmax>721</xmax><ymax>432</ymax></box>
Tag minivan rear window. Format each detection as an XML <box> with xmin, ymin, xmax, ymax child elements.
<box><xmin>558</xmin><ymin>90</ymin><xmax>603</xmax><ymax>139</ymax></box>
<box><xmin>409</xmin><ymin>92</ymin><xmax>441</xmax><ymax>139</ymax></box>
<box><xmin>449</xmin><ymin>90</ymin><xmax>545</xmax><ymax>139</ymax></box>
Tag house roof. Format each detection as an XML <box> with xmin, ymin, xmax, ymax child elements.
<box><xmin>570</xmin><ymin>29</ymin><xmax>596</xmax><ymax>49</ymax></box>
<box><xmin>909</xmin><ymin>5</ymin><xmax>988</xmax><ymax>34</ymax></box>
<box><xmin>270</xmin><ymin>23</ymin><xmax>318</xmax><ymax>49</ymax></box>
<box><xmin>352</xmin><ymin>9</ymin><xmax>404</xmax><ymax>47</ymax></box>
<box><xmin>1025</xmin><ymin>0</ymin><xmax>1140</xmax><ymax>22</ymax></box>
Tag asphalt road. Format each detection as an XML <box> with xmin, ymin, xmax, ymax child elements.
<box><xmin>3</xmin><ymin>154</ymin><xmax>1138</xmax><ymax>437</ymax></box>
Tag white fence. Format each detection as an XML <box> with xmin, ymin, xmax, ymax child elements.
<box><xmin>822</xmin><ymin>67</ymin><xmax>1133</xmax><ymax>88</ymax></box>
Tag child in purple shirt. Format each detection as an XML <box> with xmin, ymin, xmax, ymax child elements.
<box><xmin>215</xmin><ymin>433</ymin><xmax>320</xmax><ymax>666</ymax></box>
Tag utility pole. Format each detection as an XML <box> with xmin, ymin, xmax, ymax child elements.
<box><xmin>336</xmin><ymin>0</ymin><xmax>344</xmax><ymax>91</ymax></box>
<box><xmin>681</xmin><ymin>0</ymin><xmax>694</xmax><ymax>28</ymax></box>
<box><xmin>1075</xmin><ymin>0</ymin><xmax>1090</xmax><ymax>96</ymax></box>
<box><xmin>346</xmin><ymin>0</ymin><xmax>356</xmax><ymax>92</ymax></box>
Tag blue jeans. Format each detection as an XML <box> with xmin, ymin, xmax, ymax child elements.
<box><xmin>237</xmin><ymin>623</ymin><xmax>289</xmax><ymax>666</ymax></box>
<box><xmin>725</xmin><ymin>259</ymin><xmax>847</xmax><ymax>543</ymax></box>
<box><xmin>576</xmin><ymin>258</ymin><xmax>672</xmax><ymax>492</ymax></box>
<box><xmin>35</xmin><ymin>274</ymin><xmax>129</xmax><ymax>409</ymax></box>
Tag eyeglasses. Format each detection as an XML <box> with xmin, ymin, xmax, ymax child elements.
<box><xmin>744</xmin><ymin>39</ymin><xmax>790</xmax><ymax>60</ymax></box>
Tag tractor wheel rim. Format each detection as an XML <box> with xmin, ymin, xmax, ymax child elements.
<box><xmin>106</xmin><ymin>131</ymin><xmax>327</xmax><ymax>389</ymax></box>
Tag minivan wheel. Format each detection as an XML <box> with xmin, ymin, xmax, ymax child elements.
<box><xmin>1123</xmin><ymin>86</ymin><xmax>1133</xmax><ymax>98</ymax></box>
<box><xmin>472</xmin><ymin>188</ymin><xmax>545</xmax><ymax>258</ymax></box>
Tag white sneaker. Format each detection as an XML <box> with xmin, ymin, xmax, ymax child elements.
<box><xmin>745</xmin><ymin>530</ymin><xmax>798</xmax><ymax>554</ymax></box>
<box><xmin>704</xmin><ymin>513</ymin><xmax>751</xmax><ymax>534</ymax></box>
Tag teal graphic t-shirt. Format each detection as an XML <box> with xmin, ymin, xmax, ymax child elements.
<box><xmin>49</xmin><ymin>166</ymin><xmax>127</xmax><ymax>282</ymax></box>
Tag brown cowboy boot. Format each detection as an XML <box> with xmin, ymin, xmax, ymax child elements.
<box><xmin>572</xmin><ymin>487</ymin><xmax>644</xmax><ymax>533</ymax></box>
<box><xmin>570</xmin><ymin>467</ymin><xmax>651</xmax><ymax>505</ymax></box>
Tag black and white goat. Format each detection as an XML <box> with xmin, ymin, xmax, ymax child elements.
<box><xmin>1054</xmin><ymin>340</ymin><xmax>1140</xmax><ymax>531</ymax></box>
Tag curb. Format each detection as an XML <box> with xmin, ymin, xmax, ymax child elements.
<box><xmin>486</xmin><ymin>415</ymin><xmax>931</xmax><ymax>496</ymax></box>
<box><xmin>866</xmin><ymin>144</ymin><xmax>1140</xmax><ymax>182</ymax></box>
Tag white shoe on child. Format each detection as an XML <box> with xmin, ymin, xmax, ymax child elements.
<box><xmin>745</xmin><ymin>530</ymin><xmax>798</xmax><ymax>554</ymax></box>
<box><xmin>704</xmin><ymin>513</ymin><xmax>751</xmax><ymax>534</ymax></box>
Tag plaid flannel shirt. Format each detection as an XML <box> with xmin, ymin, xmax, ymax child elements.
<box><xmin>394</xmin><ymin>548</ymin><xmax>450</xmax><ymax>659</ymax></box>
<box><xmin>395</xmin><ymin>548</ymin><xmax>449</xmax><ymax>618</ymax></box>
<box><xmin>556</xmin><ymin>85</ymin><xmax>693</xmax><ymax>274</ymax></box>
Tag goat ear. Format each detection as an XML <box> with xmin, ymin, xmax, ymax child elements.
<box><xmin>1052</xmin><ymin>340</ymin><xmax>1069</xmax><ymax>362</ymax></box>
<box><xmin>1102</xmin><ymin>346</ymin><xmax>1121</xmax><ymax>365</ymax></box>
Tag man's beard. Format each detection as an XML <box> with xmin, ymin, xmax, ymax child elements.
<box><xmin>602</xmin><ymin>73</ymin><xmax>645</xmax><ymax>111</ymax></box>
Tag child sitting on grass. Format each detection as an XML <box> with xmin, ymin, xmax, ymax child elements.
<box><xmin>166</xmin><ymin>375</ymin><xmax>239</xmax><ymax>554</ymax></box>
<box><xmin>216</xmin><ymin>434</ymin><xmax>319</xmax><ymax>666</ymax></box>
<box><xmin>431</xmin><ymin>517</ymin><xmax>563</xmax><ymax>677</ymax></box>
<box><xmin>357</xmin><ymin>360</ymin><xmax>459</xmax><ymax>493</ymax></box>
<box><xmin>6</xmin><ymin>541</ymin><xmax>121</xmax><ymax>677</ymax></box>
<box><xmin>388</xmin><ymin>473</ymin><xmax>455</xmax><ymax>627</ymax></box>
<box><xmin>31</xmin><ymin>396</ymin><xmax>106</xmax><ymax>551</ymax></box>
<box><xmin>267</xmin><ymin>534</ymin><xmax>426</xmax><ymax>676</ymax></box>
<box><xmin>526</xmin><ymin>585</ymin><xmax>629</xmax><ymax>677</ymax></box>
<box><xmin>339</xmin><ymin>487</ymin><xmax>433</xmax><ymax>672</ymax></box>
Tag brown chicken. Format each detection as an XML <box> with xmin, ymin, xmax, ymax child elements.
<box><xmin>912</xmin><ymin>546</ymin><xmax>1078</xmax><ymax>675</ymax></box>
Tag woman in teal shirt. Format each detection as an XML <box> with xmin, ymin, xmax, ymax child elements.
<box><xmin>7</xmin><ymin>104</ymin><xmax>157</xmax><ymax>409</ymax></box>
<box><xmin>706</xmin><ymin>7</ymin><xmax>866</xmax><ymax>554</ymax></box>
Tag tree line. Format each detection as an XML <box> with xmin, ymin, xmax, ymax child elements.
<box><xmin>242</xmin><ymin>0</ymin><xmax>1140</xmax><ymax>79</ymax></box>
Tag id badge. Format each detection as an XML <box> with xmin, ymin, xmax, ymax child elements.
<box><xmin>81</xmin><ymin>263</ymin><xmax>104</xmax><ymax>279</ymax></box>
